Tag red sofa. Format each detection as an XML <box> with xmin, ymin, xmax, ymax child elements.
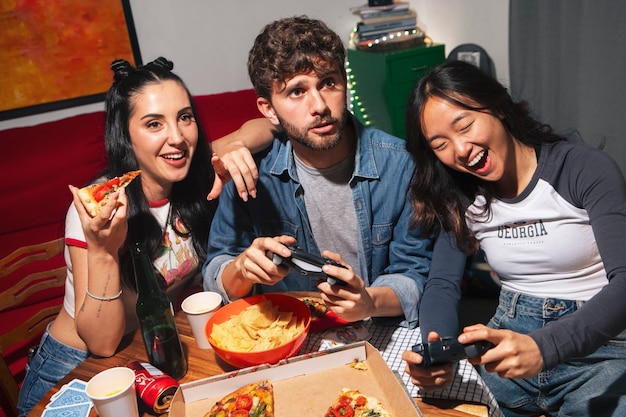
<box><xmin>0</xmin><ymin>89</ymin><xmax>260</xmax><ymax>387</ymax></box>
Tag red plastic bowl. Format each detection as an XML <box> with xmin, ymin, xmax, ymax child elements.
<box><xmin>205</xmin><ymin>294</ymin><xmax>311</xmax><ymax>368</ymax></box>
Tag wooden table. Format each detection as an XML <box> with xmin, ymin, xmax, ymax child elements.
<box><xmin>28</xmin><ymin>294</ymin><xmax>487</xmax><ymax>417</ymax></box>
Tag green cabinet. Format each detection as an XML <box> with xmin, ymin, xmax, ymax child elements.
<box><xmin>347</xmin><ymin>43</ymin><xmax>445</xmax><ymax>139</ymax></box>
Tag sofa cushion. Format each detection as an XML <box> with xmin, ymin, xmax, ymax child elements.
<box><xmin>1</xmin><ymin>111</ymin><xmax>108</xmax><ymax>237</ymax></box>
<box><xmin>194</xmin><ymin>89</ymin><xmax>260</xmax><ymax>140</ymax></box>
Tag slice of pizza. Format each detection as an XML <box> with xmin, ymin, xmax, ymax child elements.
<box><xmin>323</xmin><ymin>388</ymin><xmax>392</xmax><ymax>417</ymax></box>
<box><xmin>299</xmin><ymin>296</ymin><xmax>328</xmax><ymax>319</ymax></box>
<box><xmin>205</xmin><ymin>379</ymin><xmax>273</xmax><ymax>417</ymax></box>
<box><xmin>77</xmin><ymin>170</ymin><xmax>141</xmax><ymax>217</ymax></box>
<box><xmin>299</xmin><ymin>296</ymin><xmax>350</xmax><ymax>332</ymax></box>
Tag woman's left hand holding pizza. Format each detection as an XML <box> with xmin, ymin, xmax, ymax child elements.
<box><xmin>68</xmin><ymin>184</ymin><xmax>127</xmax><ymax>358</ymax></box>
<box><xmin>69</xmin><ymin>185</ymin><xmax>128</xmax><ymax>254</ymax></box>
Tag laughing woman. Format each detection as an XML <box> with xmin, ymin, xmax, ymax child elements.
<box><xmin>402</xmin><ymin>61</ymin><xmax>626</xmax><ymax>417</ymax></box>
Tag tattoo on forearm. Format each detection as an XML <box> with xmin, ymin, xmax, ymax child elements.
<box><xmin>93</xmin><ymin>274</ymin><xmax>113</xmax><ymax>319</ymax></box>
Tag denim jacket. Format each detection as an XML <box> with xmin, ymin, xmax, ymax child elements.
<box><xmin>203</xmin><ymin>116</ymin><xmax>432</xmax><ymax>328</ymax></box>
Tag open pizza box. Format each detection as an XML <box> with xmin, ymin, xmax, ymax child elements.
<box><xmin>169</xmin><ymin>341</ymin><xmax>423</xmax><ymax>417</ymax></box>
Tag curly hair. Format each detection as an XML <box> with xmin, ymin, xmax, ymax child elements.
<box><xmin>405</xmin><ymin>61</ymin><xmax>564</xmax><ymax>254</ymax></box>
<box><xmin>99</xmin><ymin>57</ymin><xmax>215</xmax><ymax>288</ymax></box>
<box><xmin>247</xmin><ymin>16</ymin><xmax>346</xmax><ymax>100</ymax></box>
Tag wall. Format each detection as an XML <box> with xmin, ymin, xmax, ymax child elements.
<box><xmin>0</xmin><ymin>0</ymin><xmax>508</xmax><ymax>130</ymax></box>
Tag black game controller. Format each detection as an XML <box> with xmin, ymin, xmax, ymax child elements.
<box><xmin>269</xmin><ymin>245</ymin><xmax>348</xmax><ymax>286</ymax></box>
<box><xmin>411</xmin><ymin>337</ymin><xmax>494</xmax><ymax>367</ymax></box>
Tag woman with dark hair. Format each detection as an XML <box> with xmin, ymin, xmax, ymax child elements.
<box><xmin>402</xmin><ymin>60</ymin><xmax>626</xmax><ymax>416</ymax></box>
<box><xmin>16</xmin><ymin>57</ymin><xmax>263</xmax><ymax>416</ymax></box>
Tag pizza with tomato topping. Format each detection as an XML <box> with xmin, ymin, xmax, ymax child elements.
<box><xmin>204</xmin><ymin>379</ymin><xmax>273</xmax><ymax>417</ymax></box>
<box><xmin>77</xmin><ymin>170</ymin><xmax>141</xmax><ymax>217</ymax></box>
<box><xmin>298</xmin><ymin>296</ymin><xmax>350</xmax><ymax>332</ymax></box>
<box><xmin>299</xmin><ymin>296</ymin><xmax>328</xmax><ymax>318</ymax></box>
<box><xmin>323</xmin><ymin>388</ymin><xmax>392</xmax><ymax>417</ymax></box>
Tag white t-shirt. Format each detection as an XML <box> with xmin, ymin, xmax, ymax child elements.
<box><xmin>63</xmin><ymin>199</ymin><xmax>200</xmax><ymax>333</ymax></box>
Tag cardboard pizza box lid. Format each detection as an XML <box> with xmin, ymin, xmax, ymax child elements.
<box><xmin>169</xmin><ymin>341</ymin><xmax>423</xmax><ymax>416</ymax></box>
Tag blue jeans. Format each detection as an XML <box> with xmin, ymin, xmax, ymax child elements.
<box><xmin>17</xmin><ymin>324</ymin><xmax>88</xmax><ymax>417</ymax></box>
<box><xmin>480</xmin><ymin>289</ymin><xmax>626</xmax><ymax>417</ymax></box>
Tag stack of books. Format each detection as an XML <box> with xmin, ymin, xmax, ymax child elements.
<box><xmin>352</xmin><ymin>2</ymin><xmax>417</xmax><ymax>42</ymax></box>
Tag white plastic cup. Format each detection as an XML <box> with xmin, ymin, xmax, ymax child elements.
<box><xmin>181</xmin><ymin>291</ymin><xmax>223</xmax><ymax>349</ymax></box>
<box><xmin>86</xmin><ymin>367</ymin><xmax>139</xmax><ymax>417</ymax></box>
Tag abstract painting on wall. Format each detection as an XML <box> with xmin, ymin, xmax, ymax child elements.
<box><xmin>0</xmin><ymin>0</ymin><xmax>142</xmax><ymax>120</ymax></box>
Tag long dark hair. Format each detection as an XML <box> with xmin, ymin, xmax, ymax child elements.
<box><xmin>100</xmin><ymin>57</ymin><xmax>215</xmax><ymax>288</ymax></box>
<box><xmin>405</xmin><ymin>61</ymin><xmax>564</xmax><ymax>254</ymax></box>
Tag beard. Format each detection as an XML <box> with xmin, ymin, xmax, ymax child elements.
<box><xmin>276</xmin><ymin>111</ymin><xmax>346</xmax><ymax>151</ymax></box>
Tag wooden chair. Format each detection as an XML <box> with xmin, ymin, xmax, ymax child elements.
<box><xmin>0</xmin><ymin>238</ymin><xmax>66</xmax><ymax>417</ymax></box>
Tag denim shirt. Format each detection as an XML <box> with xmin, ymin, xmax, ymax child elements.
<box><xmin>203</xmin><ymin>116</ymin><xmax>432</xmax><ymax>328</ymax></box>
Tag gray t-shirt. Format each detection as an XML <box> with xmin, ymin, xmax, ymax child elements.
<box><xmin>294</xmin><ymin>152</ymin><xmax>361</xmax><ymax>277</ymax></box>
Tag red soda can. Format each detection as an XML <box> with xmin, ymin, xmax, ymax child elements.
<box><xmin>127</xmin><ymin>360</ymin><xmax>179</xmax><ymax>414</ymax></box>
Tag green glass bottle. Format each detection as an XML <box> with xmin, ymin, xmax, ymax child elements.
<box><xmin>131</xmin><ymin>242</ymin><xmax>187</xmax><ymax>379</ymax></box>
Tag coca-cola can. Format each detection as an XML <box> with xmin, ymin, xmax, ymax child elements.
<box><xmin>127</xmin><ymin>361</ymin><xmax>179</xmax><ymax>414</ymax></box>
